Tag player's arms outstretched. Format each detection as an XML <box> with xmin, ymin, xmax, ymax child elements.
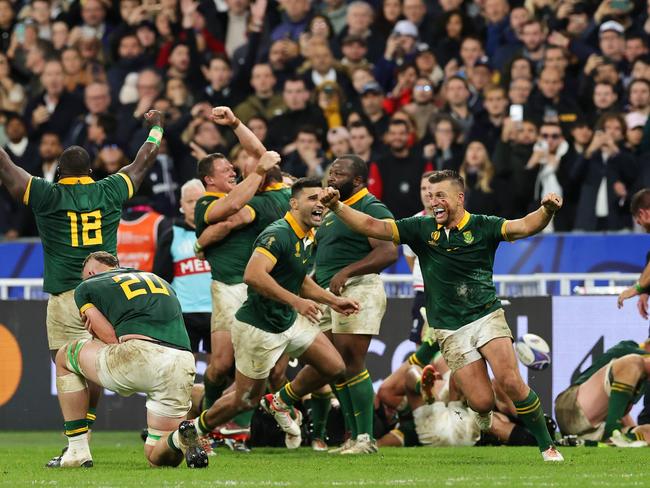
<box><xmin>212</xmin><ymin>106</ymin><xmax>266</xmax><ymax>159</ymax></box>
<box><xmin>244</xmin><ymin>250</ymin><xmax>322</xmax><ymax>324</ymax></box>
<box><xmin>82</xmin><ymin>306</ymin><xmax>119</xmax><ymax>344</ymax></box>
<box><xmin>120</xmin><ymin>110</ymin><xmax>165</xmax><ymax>193</ymax></box>
<box><xmin>300</xmin><ymin>275</ymin><xmax>360</xmax><ymax>316</ymax></box>
<box><xmin>617</xmin><ymin>260</ymin><xmax>650</xmax><ymax>309</ymax></box>
<box><xmin>0</xmin><ymin>146</ymin><xmax>31</xmax><ymax>201</ymax></box>
<box><xmin>205</xmin><ymin>150</ymin><xmax>280</xmax><ymax>224</ymax></box>
<box><xmin>319</xmin><ymin>187</ymin><xmax>396</xmax><ymax>242</ymax></box>
<box><xmin>503</xmin><ymin>192</ymin><xmax>563</xmax><ymax>241</ymax></box>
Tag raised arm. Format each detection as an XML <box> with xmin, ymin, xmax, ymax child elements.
<box><xmin>212</xmin><ymin>106</ymin><xmax>266</xmax><ymax>159</ymax></box>
<box><xmin>320</xmin><ymin>187</ymin><xmax>396</xmax><ymax>241</ymax></box>
<box><xmin>243</xmin><ymin>250</ymin><xmax>323</xmax><ymax>324</ymax></box>
<box><xmin>0</xmin><ymin>146</ymin><xmax>31</xmax><ymax>202</ymax></box>
<box><xmin>82</xmin><ymin>306</ymin><xmax>119</xmax><ymax>344</ymax></box>
<box><xmin>329</xmin><ymin>238</ymin><xmax>398</xmax><ymax>295</ymax></box>
<box><xmin>617</xmin><ymin>259</ymin><xmax>650</xmax><ymax>309</ymax></box>
<box><xmin>119</xmin><ymin>110</ymin><xmax>164</xmax><ymax>193</ymax></box>
<box><xmin>205</xmin><ymin>150</ymin><xmax>280</xmax><ymax>224</ymax></box>
<box><xmin>503</xmin><ymin>192</ymin><xmax>563</xmax><ymax>241</ymax></box>
<box><xmin>195</xmin><ymin>206</ymin><xmax>256</xmax><ymax>254</ymax></box>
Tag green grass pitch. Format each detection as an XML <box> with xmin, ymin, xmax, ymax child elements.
<box><xmin>1</xmin><ymin>432</ymin><xmax>647</xmax><ymax>487</ymax></box>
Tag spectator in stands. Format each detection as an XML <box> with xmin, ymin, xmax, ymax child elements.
<box><xmin>281</xmin><ymin>125</ymin><xmax>327</xmax><ymax>177</ymax></box>
<box><xmin>508</xmin><ymin>76</ymin><xmax>533</xmax><ymax>106</ymax></box>
<box><xmin>459</xmin><ymin>140</ymin><xmax>509</xmax><ymax>217</ymax></box>
<box><xmin>337</xmin><ymin>1</ymin><xmax>383</xmax><ymax>62</ymax></box>
<box><xmin>348</xmin><ymin>121</ymin><xmax>376</xmax><ymax>164</ymax></box>
<box><xmin>24</xmin><ymin>58</ymin><xmax>85</xmax><ymax>141</ymax></box>
<box><xmin>442</xmin><ymin>76</ymin><xmax>473</xmax><ymax>142</ymax></box>
<box><xmin>37</xmin><ymin>131</ymin><xmax>62</xmax><ymax>183</ymax></box>
<box><xmin>106</xmin><ymin>32</ymin><xmax>148</xmax><ymax>103</ymax></box>
<box><xmin>92</xmin><ymin>143</ymin><xmax>130</xmax><ymax>180</ymax></box>
<box><xmin>414</xmin><ymin>43</ymin><xmax>444</xmax><ymax>87</ymax></box>
<box><xmin>385</xmin><ymin>63</ymin><xmax>418</xmax><ymax>115</ymax></box>
<box><xmin>569</xmin><ymin>118</ymin><xmax>594</xmax><ymax>155</ymax></box>
<box><xmin>234</xmin><ymin>63</ymin><xmax>284</xmax><ymax>124</ymax></box>
<box><xmin>574</xmin><ymin>112</ymin><xmax>638</xmax><ymax>231</ymax></box>
<box><xmin>315</xmin><ymin>81</ymin><xmax>347</xmax><ymax>129</ymax></box>
<box><xmin>0</xmin><ymin>0</ymin><xmax>15</xmax><ymax>53</ymax></box>
<box><xmin>358</xmin><ymin>81</ymin><xmax>390</xmax><ymax>144</ymax></box>
<box><xmin>402</xmin><ymin>0</ymin><xmax>435</xmax><ymax>46</ymax></box>
<box><xmin>0</xmin><ymin>52</ymin><xmax>25</xmax><ymax>113</ymax></box>
<box><xmin>200</xmin><ymin>55</ymin><xmax>243</xmax><ymax>108</ymax></box>
<box><xmin>326</xmin><ymin>126</ymin><xmax>351</xmax><ymax>159</ymax></box>
<box><xmin>372</xmin><ymin>119</ymin><xmax>427</xmax><ymax>218</ymax></box>
<box><xmin>319</xmin><ymin>0</ymin><xmax>348</xmax><ymax>36</ymax></box>
<box><xmin>266</xmin><ymin>76</ymin><xmax>328</xmax><ymax>153</ymax></box>
<box><xmin>627</xmin><ymin>79</ymin><xmax>650</xmax><ymax>117</ymax></box>
<box><xmin>525</xmin><ymin>67</ymin><xmax>578</xmax><ymax>134</ymax></box>
<box><xmin>271</xmin><ymin>0</ymin><xmax>312</xmax><ymax>42</ymax></box>
<box><xmin>116</xmin><ymin>68</ymin><xmax>162</xmax><ymax>147</ymax></box>
<box><xmin>374</xmin><ymin>0</ymin><xmax>401</xmax><ymax>41</ymax></box>
<box><xmin>402</xmin><ymin>76</ymin><xmax>437</xmax><ymax>140</ymax></box>
<box><xmin>301</xmin><ymin>41</ymin><xmax>351</xmax><ymax>94</ymax></box>
<box><xmin>425</xmin><ymin>114</ymin><xmax>464</xmax><ymax>172</ymax></box>
<box><xmin>66</xmin><ymin>81</ymin><xmax>112</xmax><ymax>148</ymax></box>
<box><xmin>340</xmin><ymin>34</ymin><xmax>371</xmax><ymax>76</ymax></box>
<box><xmin>469</xmin><ymin>84</ymin><xmax>508</xmax><ymax>154</ymax></box>
<box><xmin>3</xmin><ymin>113</ymin><xmax>40</xmax><ymax>176</ymax></box>
<box><xmin>587</xmin><ymin>82</ymin><xmax>620</xmax><ymax>126</ymax></box>
<box><xmin>375</xmin><ymin>20</ymin><xmax>419</xmax><ymax>90</ymax></box>
<box><xmin>61</xmin><ymin>46</ymin><xmax>90</xmax><ymax>96</ymax></box>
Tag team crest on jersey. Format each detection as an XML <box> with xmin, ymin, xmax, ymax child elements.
<box><xmin>266</xmin><ymin>236</ymin><xmax>276</xmax><ymax>247</ymax></box>
<box><xmin>463</xmin><ymin>230</ymin><xmax>474</xmax><ymax>244</ymax></box>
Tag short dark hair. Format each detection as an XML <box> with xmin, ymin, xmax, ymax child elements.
<box><xmin>334</xmin><ymin>154</ymin><xmax>368</xmax><ymax>183</ymax></box>
<box><xmin>348</xmin><ymin>121</ymin><xmax>372</xmax><ymax>134</ymax></box>
<box><xmin>283</xmin><ymin>75</ymin><xmax>306</xmax><ymax>90</ymax></box>
<box><xmin>631</xmin><ymin>189</ymin><xmax>650</xmax><ymax>216</ymax></box>
<box><xmin>197</xmin><ymin>153</ymin><xmax>228</xmax><ymax>187</ymax></box>
<box><xmin>428</xmin><ymin>170</ymin><xmax>465</xmax><ymax>191</ymax></box>
<box><xmin>388</xmin><ymin>119</ymin><xmax>409</xmax><ymax>131</ymax></box>
<box><xmin>58</xmin><ymin>146</ymin><xmax>91</xmax><ymax>177</ymax></box>
<box><xmin>83</xmin><ymin>251</ymin><xmax>119</xmax><ymax>269</ymax></box>
<box><xmin>266</xmin><ymin>165</ymin><xmax>283</xmax><ymax>184</ymax></box>
<box><xmin>291</xmin><ymin>176</ymin><xmax>323</xmax><ymax>198</ymax></box>
<box><xmin>296</xmin><ymin>125</ymin><xmax>319</xmax><ymax>140</ymax></box>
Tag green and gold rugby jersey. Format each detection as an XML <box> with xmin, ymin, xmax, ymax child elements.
<box><xmin>74</xmin><ymin>267</ymin><xmax>191</xmax><ymax>350</ymax></box>
<box><xmin>195</xmin><ymin>185</ymin><xmax>290</xmax><ymax>284</ymax></box>
<box><xmin>314</xmin><ymin>188</ymin><xmax>394</xmax><ymax>288</ymax></box>
<box><xmin>574</xmin><ymin>340</ymin><xmax>649</xmax><ymax>386</ymax></box>
<box><xmin>236</xmin><ymin>212</ymin><xmax>312</xmax><ymax>333</ymax></box>
<box><xmin>392</xmin><ymin>211</ymin><xmax>508</xmax><ymax>331</ymax></box>
<box><xmin>24</xmin><ymin>173</ymin><xmax>134</xmax><ymax>294</ymax></box>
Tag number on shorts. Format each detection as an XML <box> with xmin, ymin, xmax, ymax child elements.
<box><xmin>112</xmin><ymin>272</ymin><xmax>171</xmax><ymax>300</ymax></box>
<box><xmin>66</xmin><ymin>210</ymin><xmax>103</xmax><ymax>247</ymax></box>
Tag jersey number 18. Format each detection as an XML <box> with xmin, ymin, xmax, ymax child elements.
<box><xmin>67</xmin><ymin>210</ymin><xmax>103</xmax><ymax>247</ymax></box>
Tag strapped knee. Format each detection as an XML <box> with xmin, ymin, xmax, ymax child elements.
<box><xmin>145</xmin><ymin>428</ymin><xmax>165</xmax><ymax>447</ymax></box>
<box><xmin>56</xmin><ymin>373</ymin><xmax>87</xmax><ymax>393</ymax></box>
<box><xmin>64</xmin><ymin>339</ymin><xmax>90</xmax><ymax>375</ymax></box>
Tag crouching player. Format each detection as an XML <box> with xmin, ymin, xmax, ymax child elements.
<box><xmin>50</xmin><ymin>251</ymin><xmax>207</xmax><ymax>468</ymax></box>
<box><xmin>555</xmin><ymin>340</ymin><xmax>650</xmax><ymax>446</ymax></box>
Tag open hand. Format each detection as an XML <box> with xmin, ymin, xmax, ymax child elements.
<box><xmin>294</xmin><ymin>298</ymin><xmax>323</xmax><ymax>324</ymax></box>
<box><xmin>331</xmin><ymin>297</ymin><xmax>360</xmax><ymax>316</ymax></box>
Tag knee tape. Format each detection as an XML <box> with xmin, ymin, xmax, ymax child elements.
<box><xmin>56</xmin><ymin>373</ymin><xmax>88</xmax><ymax>393</ymax></box>
<box><xmin>65</xmin><ymin>339</ymin><xmax>90</xmax><ymax>375</ymax></box>
<box><xmin>145</xmin><ymin>428</ymin><xmax>165</xmax><ymax>447</ymax></box>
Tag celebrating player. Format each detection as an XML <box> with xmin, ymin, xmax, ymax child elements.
<box><xmin>193</xmin><ymin>106</ymin><xmax>290</xmax><ymax>444</ymax></box>
<box><xmin>555</xmin><ymin>340</ymin><xmax>650</xmax><ymax>446</ymax></box>
<box><xmin>51</xmin><ymin>251</ymin><xmax>207</xmax><ymax>468</ymax></box>
<box><xmin>182</xmin><ymin>177</ymin><xmax>359</xmax><ymax>445</ymax></box>
<box><xmin>270</xmin><ymin>155</ymin><xmax>397</xmax><ymax>454</ymax></box>
<box><xmin>0</xmin><ymin>110</ymin><xmax>164</xmax><ymax>456</ymax></box>
<box><xmin>319</xmin><ymin>169</ymin><xmax>564</xmax><ymax>461</ymax></box>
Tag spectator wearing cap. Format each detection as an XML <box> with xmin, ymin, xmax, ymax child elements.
<box><xmin>403</xmin><ymin>0</ymin><xmax>435</xmax><ymax>46</ymax></box>
<box><xmin>423</xmin><ymin>114</ymin><xmax>464</xmax><ymax>173</ymax></box>
<box><xmin>66</xmin><ymin>81</ymin><xmax>112</xmax><ymax>148</ymax></box>
<box><xmin>337</xmin><ymin>1</ymin><xmax>384</xmax><ymax>63</ymax></box>
<box><xmin>266</xmin><ymin>76</ymin><xmax>328</xmax><ymax>154</ymax></box>
<box><xmin>375</xmin><ymin>20</ymin><xmax>418</xmax><ymax>90</ymax></box>
<box><xmin>371</xmin><ymin>118</ymin><xmax>428</xmax><ymax>218</ymax></box>
<box><xmin>319</xmin><ymin>0</ymin><xmax>348</xmax><ymax>36</ymax></box>
<box><xmin>414</xmin><ymin>43</ymin><xmax>444</xmax><ymax>87</ymax></box>
<box><xmin>469</xmin><ymin>84</ymin><xmax>508</xmax><ymax>154</ymax></box>
<box><xmin>340</xmin><ymin>34</ymin><xmax>371</xmax><ymax>77</ymax></box>
<box><xmin>525</xmin><ymin>67</ymin><xmax>579</xmax><ymax>133</ymax></box>
<box><xmin>271</xmin><ymin>0</ymin><xmax>312</xmax><ymax>42</ymax></box>
<box><xmin>468</xmin><ymin>56</ymin><xmax>493</xmax><ymax>109</ymax></box>
<box><xmin>234</xmin><ymin>63</ymin><xmax>285</xmax><ymax>124</ymax></box>
<box><xmin>281</xmin><ymin>125</ymin><xmax>328</xmax><ymax>178</ymax></box>
<box><xmin>573</xmin><ymin>112</ymin><xmax>639</xmax><ymax>231</ymax></box>
<box><xmin>625</xmin><ymin>112</ymin><xmax>647</xmax><ymax>156</ymax></box>
<box><xmin>24</xmin><ymin>58</ymin><xmax>85</xmax><ymax>141</ymax></box>
<box><xmin>442</xmin><ymin>76</ymin><xmax>473</xmax><ymax>143</ymax></box>
<box><xmin>403</xmin><ymin>76</ymin><xmax>438</xmax><ymax>140</ymax></box>
<box><xmin>358</xmin><ymin>80</ymin><xmax>390</xmax><ymax>144</ymax></box>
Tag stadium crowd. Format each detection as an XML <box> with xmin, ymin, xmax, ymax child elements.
<box><xmin>1</xmin><ymin>0</ymin><xmax>650</xmax><ymax>238</ymax></box>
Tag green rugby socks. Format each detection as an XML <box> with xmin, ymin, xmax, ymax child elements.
<box><xmin>203</xmin><ymin>375</ymin><xmax>228</xmax><ymax>410</ymax></box>
<box><xmin>64</xmin><ymin>419</ymin><xmax>89</xmax><ymax>438</ymax></box>
<box><xmin>347</xmin><ymin>369</ymin><xmax>375</xmax><ymax>439</ymax></box>
<box><xmin>604</xmin><ymin>380</ymin><xmax>635</xmax><ymax>439</ymax></box>
<box><xmin>310</xmin><ymin>391</ymin><xmax>332</xmax><ymax>441</ymax></box>
<box><xmin>408</xmin><ymin>340</ymin><xmax>440</xmax><ymax>368</ymax></box>
<box><xmin>514</xmin><ymin>389</ymin><xmax>554</xmax><ymax>451</ymax></box>
<box><xmin>335</xmin><ymin>381</ymin><xmax>357</xmax><ymax>439</ymax></box>
<box><xmin>278</xmin><ymin>382</ymin><xmax>301</xmax><ymax>406</ymax></box>
<box><xmin>232</xmin><ymin>409</ymin><xmax>254</xmax><ymax>429</ymax></box>
<box><xmin>85</xmin><ymin>408</ymin><xmax>97</xmax><ymax>429</ymax></box>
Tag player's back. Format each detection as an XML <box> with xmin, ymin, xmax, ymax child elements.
<box><xmin>74</xmin><ymin>267</ymin><xmax>190</xmax><ymax>350</ymax></box>
<box><xmin>25</xmin><ymin>174</ymin><xmax>133</xmax><ymax>294</ymax></box>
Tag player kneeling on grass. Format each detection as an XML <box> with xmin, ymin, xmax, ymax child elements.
<box><xmin>51</xmin><ymin>251</ymin><xmax>207</xmax><ymax>468</ymax></box>
<box><xmin>555</xmin><ymin>340</ymin><xmax>650</xmax><ymax>447</ymax></box>
<box><xmin>180</xmin><ymin>178</ymin><xmax>360</xmax><ymax>445</ymax></box>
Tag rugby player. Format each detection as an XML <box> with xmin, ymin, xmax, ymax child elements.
<box><xmin>193</xmin><ymin>106</ymin><xmax>291</xmax><ymax>444</ymax></box>
<box><xmin>555</xmin><ymin>340</ymin><xmax>650</xmax><ymax>446</ymax></box>
<box><xmin>0</xmin><ymin>110</ymin><xmax>164</xmax><ymax>455</ymax></box>
<box><xmin>272</xmin><ymin>155</ymin><xmax>397</xmax><ymax>454</ymax></box>
<box><xmin>51</xmin><ymin>251</ymin><xmax>207</xmax><ymax>468</ymax></box>
<box><xmin>182</xmin><ymin>177</ymin><xmax>359</xmax><ymax>444</ymax></box>
<box><xmin>319</xmin><ymin>169</ymin><xmax>564</xmax><ymax>461</ymax></box>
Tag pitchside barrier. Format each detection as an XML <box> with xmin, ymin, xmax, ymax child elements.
<box><xmin>0</xmin><ymin>296</ymin><xmax>647</xmax><ymax>430</ymax></box>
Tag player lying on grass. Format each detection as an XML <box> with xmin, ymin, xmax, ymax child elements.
<box><xmin>50</xmin><ymin>251</ymin><xmax>207</xmax><ymax>468</ymax></box>
<box><xmin>555</xmin><ymin>340</ymin><xmax>650</xmax><ymax>447</ymax></box>
<box><xmin>319</xmin><ymin>169</ymin><xmax>564</xmax><ymax>461</ymax></box>
<box><xmin>176</xmin><ymin>178</ymin><xmax>359</xmax><ymax>448</ymax></box>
